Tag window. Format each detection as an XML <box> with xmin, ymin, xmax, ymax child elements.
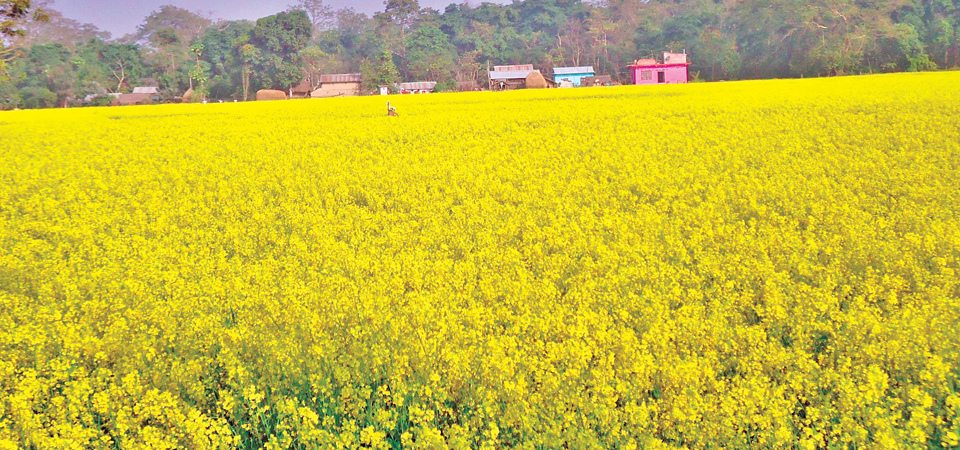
<box><xmin>641</xmin><ymin>71</ymin><xmax>652</xmax><ymax>81</ymax></box>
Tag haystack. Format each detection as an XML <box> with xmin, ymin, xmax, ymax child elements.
<box><xmin>182</xmin><ymin>87</ymin><xmax>194</xmax><ymax>103</ymax></box>
<box><xmin>257</xmin><ymin>89</ymin><xmax>287</xmax><ymax>101</ymax></box>
<box><xmin>525</xmin><ymin>71</ymin><xmax>548</xmax><ymax>89</ymax></box>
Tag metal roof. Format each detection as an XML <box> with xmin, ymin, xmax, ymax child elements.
<box><xmin>493</xmin><ymin>64</ymin><xmax>534</xmax><ymax>72</ymax></box>
<box><xmin>489</xmin><ymin>69</ymin><xmax>538</xmax><ymax>80</ymax></box>
<box><xmin>553</xmin><ymin>66</ymin><xmax>595</xmax><ymax>75</ymax></box>
<box><xmin>132</xmin><ymin>86</ymin><xmax>159</xmax><ymax>94</ymax></box>
<box><xmin>399</xmin><ymin>81</ymin><xmax>437</xmax><ymax>91</ymax></box>
<box><xmin>320</xmin><ymin>73</ymin><xmax>362</xmax><ymax>83</ymax></box>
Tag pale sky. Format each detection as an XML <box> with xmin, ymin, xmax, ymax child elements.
<box><xmin>52</xmin><ymin>0</ymin><xmax>495</xmax><ymax>39</ymax></box>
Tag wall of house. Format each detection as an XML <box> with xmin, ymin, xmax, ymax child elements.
<box><xmin>491</xmin><ymin>79</ymin><xmax>527</xmax><ymax>90</ymax></box>
<box><xmin>664</xmin><ymin>66</ymin><xmax>688</xmax><ymax>83</ymax></box>
<box><xmin>553</xmin><ymin>73</ymin><xmax>594</xmax><ymax>86</ymax></box>
<box><xmin>631</xmin><ymin>66</ymin><xmax>688</xmax><ymax>85</ymax></box>
<box><xmin>632</xmin><ymin>67</ymin><xmax>657</xmax><ymax>85</ymax></box>
<box><xmin>311</xmin><ymin>82</ymin><xmax>361</xmax><ymax>98</ymax></box>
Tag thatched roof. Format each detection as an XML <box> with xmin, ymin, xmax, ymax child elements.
<box><xmin>291</xmin><ymin>79</ymin><xmax>312</xmax><ymax>94</ymax></box>
<box><xmin>117</xmin><ymin>93</ymin><xmax>153</xmax><ymax>105</ymax></box>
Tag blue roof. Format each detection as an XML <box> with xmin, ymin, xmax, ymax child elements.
<box><xmin>553</xmin><ymin>66</ymin><xmax>595</xmax><ymax>75</ymax></box>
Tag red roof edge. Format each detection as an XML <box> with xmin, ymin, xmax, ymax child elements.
<box><xmin>628</xmin><ymin>62</ymin><xmax>691</xmax><ymax>68</ymax></box>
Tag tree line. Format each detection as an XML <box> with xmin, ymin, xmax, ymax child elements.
<box><xmin>1</xmin><ymin>0</ymin><xmax>958</xmax><ymax>109</ymax></box>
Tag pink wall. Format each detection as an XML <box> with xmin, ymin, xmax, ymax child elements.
<box><xmin>630</xmin><ymin>64</ymin><xmax>689</xmax><ymax>85</ymax></box>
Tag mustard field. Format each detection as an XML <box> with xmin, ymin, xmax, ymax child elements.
<box><xmin>2</xmin><ymin>72</ymin><xmax>960</xmax><ymax>449</ymax></box>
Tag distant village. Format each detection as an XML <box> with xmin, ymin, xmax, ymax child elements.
<box><xmin>105</xmin><ymin>52</ymin><xmax>690</xmax><ymax>106</ymax></box>
<box><xmin>5</xmin><ymin>0</ymin><xmax>947</xmax><ymax>111</ymax></box>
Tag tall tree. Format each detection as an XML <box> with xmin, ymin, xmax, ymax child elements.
<box><xmin>1</xmin><ymin>0</ymin><xmax>47</xmax><ymax>72</ymax></box>
<box><xmin>15</xmin><ymin>0</ymin><xmax>108</xmax><ymax>48</ymax></box>
<box><xmin>250</xmin><ymin>10</ymin><xmax>312</xmax><ymax>91</ymax></box>
<box><xmin>405</xmin><ymin>21</ymin><xmax>456</xmax><ymax>81</ymax></box>
<box><xmin>133</xmin><ymin>5</ymin><xmax>211</xmax><ymax>93</ymax></box>
<box><xmin>199</xmin><ymin>20</ymin><xmax>254</xmax><ymax>99</ymax></box>
<box><xmin>21</xmin><ymin>42</ymin><xmax>73</xmax><ymax>104</ymax></box>
<box><xmin>584</xmin><ymin>6</ymin><xmax>619</xmax><ymax>80</ymax></box>
<box><xmin>288</xmin><ymin>0</ymin><xmax>334</xmax><ymax>37</ymax></box>
<box><xmin>73</xmin><ymin>38</ymin><xmax>122</xmax><ymax>95</ymax></box>
<box><xmin>188</xmin><ymin>42</ymin><xmax>210</xmax><ymax>100</ymax></box>
<box><xmin>239</xmin><ymin>43</ymin><xmax>259</xmax><ymax>101</ymax></box>
<box><xmin>97</xmin><ymin>41</ymin><xmax>146</xmax><ymax>93</ymax></box>
<box><xmin>453</xmin><ymin>50</ymin><xmax>483</xmax><ymax>89</ymax></box>
<box><xmin>134</xmin><ymin>5</ymin><xmax>211</xmax><ymax>47</ymax></box>
<box><xmin>376</xmin><ymin>0</ymin><xmax>422</xmax><ymax>59</ymax></box>
<box><xmin>300</xmin><ymin>45</ymin><xmax>333</xmax><ymax>88</ymax></box>
<box><xmin>360</xmin><ymin>47</ymin><xmax>400</xmax><ymax>91</ymax></box>
<box><xmin>317</xmin><ymin>8</ymin><xmax>378</xmax><ymax>71</ymax></box>
<box><xmin>0</xmin><ymin>69</ymin><xmax>20</xmax><ymax>107</ymax></box>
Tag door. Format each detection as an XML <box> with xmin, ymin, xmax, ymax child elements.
<box><xmin>657</xmin><ymin>71</ymin><xmax>665</xmax><ymax>84</ymax></box>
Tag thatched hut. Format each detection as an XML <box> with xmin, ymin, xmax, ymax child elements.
<box><xmin>290</xmin><ymin>79</ymin><xmax>313</xmax><ymax>98</ymax></box>
<box><xmin>257</xmin><ymin>89</ymin><xmax>287</xmax><ymax>101</ymax></box>
<box><xmin>525</xmin><ymin>71</ymin><xmax>548</xmax><ymax>89</ymax></box>
<box><xmin>489</xmin><ymin>64</ymin><xmax>535</xmax><ymax>91</ymax></box>
<box><xmin>311</xmin><ymin>74</ymin><xmax>362</xmax><ymax>98</ymax></box>
<box><xmin>117</xmin><ymin>93</ymin><xmax>154</xmax><ymax>106</ymax></box>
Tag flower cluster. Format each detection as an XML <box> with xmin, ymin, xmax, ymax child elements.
<box><xmin>1</xmin><ymin>72</ymin><xmax>959</xmax><ymax>449</ymax></box>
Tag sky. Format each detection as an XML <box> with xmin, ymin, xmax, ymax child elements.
<box><xmin>53</xmin><ymin>0</ymin><xmax>494</xmax><ymax>39</ymax></box>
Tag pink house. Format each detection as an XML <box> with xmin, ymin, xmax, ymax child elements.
<box><xmin>629</xmin><ymin>52</ymin><xmax>690</xmax><ymax>85</ymax></box>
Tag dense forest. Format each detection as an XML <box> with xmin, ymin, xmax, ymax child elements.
<box><xmin>1</xmin><ymin>0</ymin><xmax>958</xmax><ymax>108</ymax></box>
